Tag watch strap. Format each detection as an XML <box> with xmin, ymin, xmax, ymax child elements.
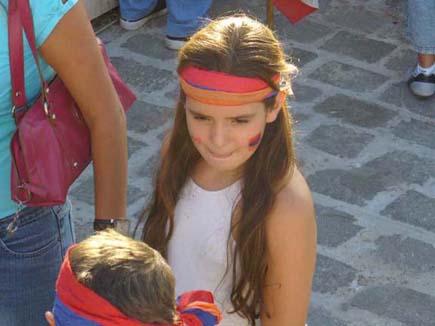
<box><xmin>93</xmin><ymin>219</ymin><xmax>131</xmax><ymax>236</ymax></box>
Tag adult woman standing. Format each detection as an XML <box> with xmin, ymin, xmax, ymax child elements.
<box><xmin>0</xmin><ymin>0</ymin><xmax>128</xmax><ymax>325</ymax></box>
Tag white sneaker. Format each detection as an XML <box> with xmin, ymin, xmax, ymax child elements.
<box><xmin>165</xmin><ymin>35</ymin><xmax>188</xmax><ymax>50</ymax></box>
<box><xmin>120</xmin><ymin>0</ymin><xmax>167</xmax><ymax>31</ymax></box>
<box><xmin>408</xmin><ymin>67</ymin><xmax>435</xmax><ymax>98</ymax></box>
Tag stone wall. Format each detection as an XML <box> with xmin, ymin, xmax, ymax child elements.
<box><xmin>84</xmin><ymin>0</ymin><xmax>117</xmax><ymax>20</ymax></box>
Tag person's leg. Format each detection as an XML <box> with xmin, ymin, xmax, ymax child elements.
<box><xmin>407</xmin><ymin>0</ymin><xmax>435</xmax><ymax>97</ymax></box>
<box><xmin>418</xmin><ymin>53</ymin><xmax>435</xmax><ymax>68</ymax></box>
<box><xmin>165</xmin><ymin>0</ymin><xmax>212</xmax><ymax>49</ymax></box>
<box><xmin>0</xmin><ymin>202</ymin><xmax>74</xmax><ymax>325</ymax></box>
<box><xmin>119</xmin><ymin>0</ymin><xmax>167</xmax><ymax>30</ymax></box>
<box><xmin>119</xmin><ymin>0</ymin><xmax>156</xmax><ymax>21</ymax></box>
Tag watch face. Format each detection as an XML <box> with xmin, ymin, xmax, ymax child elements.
<box><xmin>114</xmin><ymin>220</ymin><xmax>131</xmax><ymax>236</ymax></box>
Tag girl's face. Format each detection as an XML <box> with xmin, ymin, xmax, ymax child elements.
<box><xmin>185</xmin><ymin>97</ymin><xmax>280</xmax><ymax>173</ymax></box>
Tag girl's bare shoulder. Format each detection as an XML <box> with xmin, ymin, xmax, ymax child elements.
<box><xmin>266</xmin><ymin>167</ymin><xmax>315</xmax><ymax>235</ymax></box>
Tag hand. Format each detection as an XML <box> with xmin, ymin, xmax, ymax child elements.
<box><xmin>45</xmin><ymin>311</ymin><xmax>55</xmax><ymax>326</ymax></box>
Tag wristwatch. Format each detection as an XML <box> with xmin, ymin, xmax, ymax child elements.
<box><xmin>93</xmin><ymin>218</ymin><xmax>131</xmax><ymax>236</ymax></box>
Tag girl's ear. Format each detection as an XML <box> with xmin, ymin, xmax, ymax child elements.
<box><xmin>266</xmin><ymin>92</ymin><xmax>286</xmax><ymax>123</ymax></box>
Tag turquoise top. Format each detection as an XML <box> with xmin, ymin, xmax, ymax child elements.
<box><xmin>0</xmin><ymin>0</ymin><xmax>78</xmax><ymax>219</ymax></box>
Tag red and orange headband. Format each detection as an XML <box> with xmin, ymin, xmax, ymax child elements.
<box><xmin>179</xmin><ymin>66</ymin><xmax>286</xmax><ymax>106</ymax></box>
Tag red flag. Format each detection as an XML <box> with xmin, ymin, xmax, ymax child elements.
<box><xmin>272</xmin><ymin>0</ymin><xmax>319</xmax><ymax>24</ymax></box>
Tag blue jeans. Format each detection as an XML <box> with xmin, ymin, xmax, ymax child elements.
<box><xmin>119</xmin><ymin>0</ymin><xmax>212</xmax><ymax>37</ymax></box>
<box><xmin>0</xmin><ymin>202</ymin><xmax>75</xmax><ymax>326</ymax></box>
<box><xmin>407</xmin><ymin>1</ymin><xmax>435</xmax><ymax>54</ymax></box>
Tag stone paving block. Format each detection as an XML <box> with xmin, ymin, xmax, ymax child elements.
<box><xmin>375</xmin><ymin>234</ymin><xmax>435</xmax><ymax>273</ymax></box>
<box><xmin>316</xmin><ymin>205</ymin><xmax>363</xmax><ymax>248</ymax></box>
<box><xmin>127</xmin><ymin>185</ymin><xmax>145</xmax><ymax>205</ymax></box>
<box><xmin>314</xmin><ymin>94</ymin><xmax>397</xmax><ymax>128</ymax></box>
<box><xmin>308</xmin><ymin>169</ymin><xmax>377</xmax><ymax>205</ymax></box>
<box><xmin>110</xmin><ymin>57</ymin><xmax>176</xmax><ymax>92</ymax></box>
<box><xmin>381</xmin><ymin>190</ymin><xmax>435</xmax><ymax>232</ymax></box>
<box><xmin>350</xmin><ymin>285</ymin><xmax>435</xmax><ymax>326</ymax></box>
<box><xmin>308</xmin><ymin>151</ymin><xmax>435</xmax><ymax>205</ymax></box>
<box><xmin>292</xmin><ymin>112</ymin><xmax>310</xmax><ymax>124</ymax></box>
<box><xmin>380</xmin><ymin>82</ymin><xmax>435</xmax><ymax>119</ymax></box>
<box><xmin>139</xmin><ymin>153</ymin><xmax>160</xmax><ymax>179</ymax></box>
<box><xmin>70</xmin><ymin>178</ymin><xmax>94</xmax><ymax>205</ymax></box>
<box><xmin>312</xmin><ymin>254</ymin><xmax>357</xmax><ymax>294</ymax></box>
<box><xmin>384</xmin><ymin>48</ymin><xmax>415</xmax><ymax>72</ymax></box>
<box><xmin>292</xmin><ymin>83</ymin><xmax>322</xmax><ymax>103</ymax></box>
<box><xmin>274</xmin><ymin>16</ymin><xmax>333</xmax><ymax>44</ymax></box>
<box><xmin>382</xmin><ymin>0</ymin><xmax>407</xmax><ymax>23</ymax></box>
<box><xmin>92</xmin><ymin>8</ymin><xmax>119</xmax><ymax>33</ymax></box>
<box><xmin>73</xmin><ymin>221</ymin><xmax>93</xmax><ymax>243</ymax></box>
<box><xmin>308</xmin><ymin>306</ymin><xmax>347</xmax><ymax>326</ymax></box>
<box><xmin>375</xmin><ymin>23</ymin><xmax>407</xmax><ymax>44</ymax></box>
<box><xmin>288</xmin><ymin>47</ymin><xmax>318</xmax><ymax>68</ymax></box>
<box><xmin>361</xmin><ymin>151</ymin><xmax>435</xmax><ymax>187</ymax></box>
<box><xmin>321</xmin><ymin>31</ymin><xmax>396</xmax><ymax>63</ymax></box>
<box><xmin>98</xmin><ymin>25</ymin><xmax>125</xmax><ymax>45</ymax></box>
<box><xmin>127</xmin><ymin>100</ymin><xmax>174</xmax><ymax>134</ymax></box>
<box><xmin>392</xmin><ymin>119</ymin><xmax>435</xmax><ymax>150</ymax></box>
<box><xmin>210</xmin><ymin>0</ymin><xmax>258</xmax><ymax>17</ymax></box>
<box><xmin>121</xmin><ymin>34</ymin><xmax>175</xmax><ymax>60</ymax></box>
<box><xmin>71</xmin><ymin>178</ymin><xmax>144</xmax><ymax>206</ymax></box>
<box><xmin>128</xmin><ymin>137</ymin><xmax>147</xmax><ymax>159</ymax></box>
<box><xmin>157</xmin><ymin>128</ymin><xmax>170</xmax><ymax>141</ymax></box>
<box><xmin>165</xmin><ymin>86</ymin><xmax>180</xmax><ymax>103</ymax></box>
<box><xmin>321</xmin><ymin>5</ymin><xmax>388</xmax><ymax>33</ymax></box>
<box><xmin>372</xmin><ymin>1</ymin><xmax>406</xmax><ymax>42</ymax></box>
<box><xmin>306</xmin><ymin>125</ymin><xmax>374</xmax><ymax>158</ymax></box>
<box><xmin>309</xmin><ymin>61</ymin><xmax>388</xmax><ymax>92</ymax></box>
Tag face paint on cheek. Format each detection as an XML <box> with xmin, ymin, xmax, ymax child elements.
<box><xmin>248</xmin><ymin>133</ymin><xmax>262</xmax><ymax>151</ymax></box>
<box><xmin>192</xmin><ymin>136</ymin><xmax>202</xmax><ymax>144</ymax></box>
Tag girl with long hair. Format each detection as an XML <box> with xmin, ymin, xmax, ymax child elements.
<box><xmin>139</xmin><ymin>15</ymin><xmax>317</xmax><ymax>326</ymax></box>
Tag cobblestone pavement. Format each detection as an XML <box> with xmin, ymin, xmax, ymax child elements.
<box><xmin>71</xmin><ymin>0</ymin><xmax>435</xmax><ymax>325</ymax></box>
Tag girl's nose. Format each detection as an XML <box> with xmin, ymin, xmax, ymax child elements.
<box><xmin>210</xmin><ymin>122</ymin><xmax>227</xmax><ymax>148</ymax></box>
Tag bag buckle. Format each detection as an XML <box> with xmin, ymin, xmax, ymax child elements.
<box><xmin>43</xmin><ymin>100</ymin><xmax>56</xmax><ymax>123</ymax></box>
<box><xmin>16</xmin><ymin>183</ymin><xmax>32</xmax><ymax>205</ymax></box>
<box><xmin>11</xmin><ymin>105</ymin><xmax>28</xmax><ymax>118</ymax></box>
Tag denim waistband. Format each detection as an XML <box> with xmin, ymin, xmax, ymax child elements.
<box><xmin>0</xmin><ymin>202</ymin><xmax>70</xmax><ymax>231</ymax></box>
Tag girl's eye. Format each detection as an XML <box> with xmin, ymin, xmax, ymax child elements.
<box><xmin>232</xmin><ymin>119</ymin><xmax>249</xmax><ymax>124</ymax></box>
<box><xmin>193</xmin><ymin>115</ymin><xmax>209</xmax><ymax>121</ymax></box>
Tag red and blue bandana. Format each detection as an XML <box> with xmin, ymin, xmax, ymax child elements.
<box><xmin>179</xmin><ymin>66</ymin><xmax>284</xmax><ymax>106</ymax></box>
<box><xmin>53</xmin><ymin>246</ymin><xmax>222</xmax><ymax>326</ymax></box>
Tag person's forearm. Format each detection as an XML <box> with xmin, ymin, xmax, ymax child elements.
<box><xmin>90</xmin><ymin>110</ymin><xmax>128</xmax><ymax>220</ymax></box>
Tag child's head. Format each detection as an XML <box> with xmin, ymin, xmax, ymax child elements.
<box><xmin>55</xmin><ymin>230</ymin><xmax>177</xmax><ymax>325</ymax></box>
<box><xmin>165</xmin><ymin>14</ymin><xmax>296</xmax><ymax>178</ymax></box>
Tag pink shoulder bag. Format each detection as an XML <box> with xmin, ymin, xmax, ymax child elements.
<box><xmin>8</xmin><ymin>0</ymin><xmax>136</xmax><ymax>207</ymax></box>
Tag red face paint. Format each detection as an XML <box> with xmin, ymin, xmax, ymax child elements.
<box><xmin>192</xmin><ymin>136</ymin><xmax>202</xmax><ymax>144</ymax></box>
<box><xmin>248</xmin><ymin>133</ymin><xmax>261</xmax><ymax>150</ymax></box>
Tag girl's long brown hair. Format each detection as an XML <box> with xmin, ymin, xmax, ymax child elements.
<box><xmin>138</xmin><ymin>15</ymin><xmax>296</xmax><ymax>325</ymax></box>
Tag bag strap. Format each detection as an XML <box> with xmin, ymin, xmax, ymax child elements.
<box><xmin>8</xmin><ymin>0</ymin><xmax>26</xmax><ymax>112</ymax></box>
<box><xmin>8</xmin><ymin>0</ymin><xmax>49</xmax><ymax>123</ymax></box>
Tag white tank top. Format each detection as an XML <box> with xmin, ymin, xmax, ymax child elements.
<box><xmin>167</xmin><ymin>178</ymin><xmax>253</xmax><ymax>326</ymax></box>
